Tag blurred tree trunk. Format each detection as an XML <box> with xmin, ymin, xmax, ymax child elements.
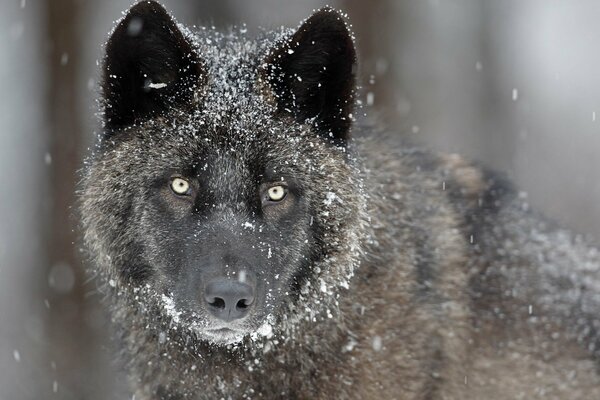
<box><xmin>45</xmin><ymin>0</ymin><xmax>94</xmax><ymax>398</ymax></box>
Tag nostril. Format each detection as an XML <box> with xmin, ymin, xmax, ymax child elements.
<box><xmin>208</xmin><ymin>297</ymin><xmax>225</xmax><ymax>310</ymax></box>
<box><xmin>236</xmin><ymin>298</ymin><xmax>253</xmax><ymax>310</ymax></box>
<box><xmin>204</xmin><ymin>279</ymin><xmax>256</xmax><ymax>321</ymax></box>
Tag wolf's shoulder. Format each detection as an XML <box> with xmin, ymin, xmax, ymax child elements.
<box><xmin>354</xmin><ymin>131</ymin><xmax>515</xmax><ymax>220</ymax></box>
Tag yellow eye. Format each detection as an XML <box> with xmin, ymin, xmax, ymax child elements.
<box><xmin>267</xmin><ymin>185</ymin><xmax>286</xmax><ymax>202</ymax></box>
<box><xmin>170</xmin><ymin>177</ymin><xmax>190</xmax><ymax>195</ymax></box>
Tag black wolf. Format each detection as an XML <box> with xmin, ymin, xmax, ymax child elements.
<box><xmin>81</xmin><ymin>1</ymin><xmax>600</xmax><ymax>399</ymax></box>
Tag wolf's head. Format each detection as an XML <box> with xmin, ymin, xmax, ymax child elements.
<box><xmin>82</xmin><ymin>1</ymin><xmax>366</xmax><ymax>346</ymax></box>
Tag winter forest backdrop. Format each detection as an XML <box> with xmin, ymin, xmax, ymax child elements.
<box><xmin>1</xmin><ymin>0</ymin><xmax>600</xmax><ymax>398</ymax></box>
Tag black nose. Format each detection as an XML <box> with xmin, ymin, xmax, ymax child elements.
<box><xmin>204</xmin><ymin>279</ymin><xmax>255</xmax><ymax>322</ymax></box>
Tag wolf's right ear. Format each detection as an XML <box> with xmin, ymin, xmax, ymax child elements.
<box><xmin>102</xmin><ymin>1</ymin><xmax>204</xmax><ymax>130</ymax></box>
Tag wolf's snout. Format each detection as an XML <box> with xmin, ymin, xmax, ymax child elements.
<box><xmin>204</xmin><ymin>280</ymin><xmax>255</xmax><ymax>322</ymax></box>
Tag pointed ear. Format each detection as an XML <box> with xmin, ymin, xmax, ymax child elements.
<box><xmin>262</xmin><ymin>8</ymin><xmax>357</xmax><ymax>144</ymax></box>
<box><xmin>102</xmin><ymin>1</ymin><xmax>204</xmax><ymax>130</ymax></box>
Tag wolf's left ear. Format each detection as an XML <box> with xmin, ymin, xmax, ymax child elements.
<box><xmin>102</xmin><ymin>1</ymin><xmax>204</xmax><ymax>130</ymax></box>
<box><xmin>262</xmin><ymin>8</ymin><xmax>357</xmax><ymax>144</ymax></box>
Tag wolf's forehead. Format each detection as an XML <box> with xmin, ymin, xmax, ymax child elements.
<box><xmin>189</xmin><ymin>31</ymin><xmax>268</xmax><ymax>89</ymax></box>
<box><xmin>185</xmin><ymin>28</ymin><xmax>291</xmax><ymax>113</ymax></box>
<box><xmin>206</xmin><ymin>152</ymin><xmax>254</xmax><ymax>192</ymax></box>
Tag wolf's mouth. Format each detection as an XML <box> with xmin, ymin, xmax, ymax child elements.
<box><xmin>209</xmin><ymin>327</ymin><xmax>237</xmax><ymax>334</ymax></box>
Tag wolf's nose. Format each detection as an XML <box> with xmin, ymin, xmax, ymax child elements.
<box><xmin>204</xmin><ymin>280</ymin><xmax>255</xmax><ymax>322</ymax></box>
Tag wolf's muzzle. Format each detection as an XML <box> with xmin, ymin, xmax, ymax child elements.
<box><xmin>204</xmin><ymin>279</ymin><xmax>255</xmax><ymax>322</ymax></box>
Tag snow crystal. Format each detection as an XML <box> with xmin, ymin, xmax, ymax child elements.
<box><xmin>512</xmin><ymin>88</ymin><xmax>519</xmax><ymax>101</ymax></box>
<box><xmin>13</xmin><ymin>350</ymin><xmax>20</xmax><ymax>362</ymax></box>
<box><xmin>238</xmin><ymin>270</ymin><xmax>247</xmax><ymax>283</ymax></box>
<box><xmin>127</xmin><ymin>17</ymin><xmax>143</xmax><ymax>37</ymax></box>
<box><xmin>324</xmin><ymin>191</ymin><xmax>343</xmax><ymax>206</ymax></box>
<box><xmin>372</xmin><ymin>335</ymin><xmax>383</xmax><ymax>352</ymax></box>
<box><xmin>251</xmin><ymin>315</ymin><xmax>274</xmax><ymax>341</ymax></box>
<box><xmin>376</xmin><ymin>58</ymin><xmax>388</xmax><ymax>75</ymax></box>
<box><xmin>48</xmin><ymin>262</ymin><xmax>75</xmax><ymax>294</ymax></box>
<box><xmin>343</xmin><ymin>338</ymin><xmax>358</xmax><ymax>352</ymax></box>
<box><xmin>366</xmin><ymin>92</ymin><xmax>374</xmax><ymax>106</ymax></box>
<box><xmin>148</xmin><ymin>82</ymin><xmax>168</xmax><ymax>89</ymax></box>
<box><xmin>319</xmin><ymin>278</ymin><xmax>328</xmax><ymax>293</ymax></box>
<box><xmin>161</xmin><ymin>294</ymin><xmax>181</xmax><ymax>324</ymax></box>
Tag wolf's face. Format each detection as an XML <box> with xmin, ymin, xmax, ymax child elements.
<box><xmin>83</xmin><ymin>1</ymin><xmax>360</xmax><ymax>345</ymax></box>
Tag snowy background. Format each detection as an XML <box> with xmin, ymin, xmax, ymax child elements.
<box><xmin>1</xmin><ymin>0</ymin><xmax>599</xmax><ymax>398</ymax></box>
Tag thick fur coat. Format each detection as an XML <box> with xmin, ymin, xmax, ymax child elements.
<box><xmin>81</xmin><ymin>2</ymin><xmax>600</xmax><ymax>399</ymax></box>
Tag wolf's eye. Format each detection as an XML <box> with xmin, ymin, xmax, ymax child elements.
<box><xmin>267</xmin><ymin>185</ymin><xmax>287</xmax><ymax>202</ymax></box>
<box><xmin>170</xmin><ymin>177</ymin><xmax>191</xmax><ymax>195</ymax></box>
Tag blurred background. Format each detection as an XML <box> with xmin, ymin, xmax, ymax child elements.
<box><xmin>1</xmin><ymin>0</ymin><xmax>600</xmax><ymax>398</ymax></box>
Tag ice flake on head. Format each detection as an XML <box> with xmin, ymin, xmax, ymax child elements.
<box><xmin>324</xmin><ymin>191</ymin><xmax>343</xmax><ymax>206</ymax></box>
<box><xmin>238</xmin><ymin>269</ymin><xmax>247</xmax><ymax>283</ymax></box>
<box><xmin>319</xmin><ymin>278</ymin><xmax>328</xmax><ymax>293</ymax></box>
<box><xmin>158</xmin><ymin>331</ymin><xmax>167</xmax><ymax>344</ymax></box>
<box><xmin>251</xmin><ymin>314</ymin><xmax>275</xmax><ymax>341</ymax></box>
<box><xmin>161</xmin><ymin>293</ymin><xmax>182</xmax><ymax>324</ymax></box>
<box><xmin>147</xmin><ymin>82</ymin><xmax>168</xmax><ymax>89</ymax></box>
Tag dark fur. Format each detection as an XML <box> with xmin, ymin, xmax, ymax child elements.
<box><xmin>81</xmin><ymin>2</ymin><xmax>600</xmax><ymax>399</ymax></box>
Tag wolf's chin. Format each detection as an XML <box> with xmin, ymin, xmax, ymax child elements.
<box><xmin>199</xmin><ymin>328</ymin><xmax>246</xmax><ymax>345</ymax></box>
